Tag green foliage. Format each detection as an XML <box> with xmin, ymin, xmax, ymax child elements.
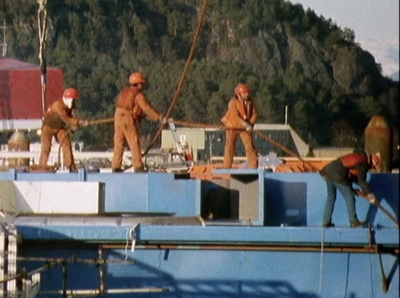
<box><xmin>2</xmin><ymin>0</ymin><xmax>398</xmax><ymax>151</ymax></box>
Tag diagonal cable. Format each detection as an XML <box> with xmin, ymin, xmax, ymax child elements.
<box><xmin>143</xmin><ymin>0</ymin><xmax>209</xmax><ymax>157</ymax></box>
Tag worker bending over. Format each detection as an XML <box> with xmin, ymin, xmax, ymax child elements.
<box><xmin>39</xmin><ymin>88</ymin><xmax>88</xmax><ymax>172</ymax></box>
<box><xmin>221</xmin><ymin>83</ymin><xmax>258</xmax><ymax>169</ymax></box>
<box><xmin>320</xmin><ymin>151</ymin><xmax>381</xmax><ymax>228</ymax></box>
<box><xmin>112</xmin><ymin>72</ymin><xmax>165</xmax><ymax>173</ymax></box>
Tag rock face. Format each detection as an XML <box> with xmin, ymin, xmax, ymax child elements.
<box><xmin>205</xmin><ymin>20</ymin><xmax>387</xmax><ymax>96</ymax></box>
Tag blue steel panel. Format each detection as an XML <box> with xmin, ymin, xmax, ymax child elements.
<box><xmin>367</xmin><ymin>173</ymin><xmax>399</xmax><ymax>227</ymax></box>
<box><xmin>265</xmin><ymin>173</ymin><xmax>399</xmax><ymax>228</ymax></box>
<box><xmin>138</xmin><ymin>226</ymin><xmax>399</xmax><ymax>246</ymax></box>
<box><xmin>21</xmin><ymin>248</ymin><xmax>101</xmax><ymax>292</ymax></box>
<box><xmin>19</xmin><ymin>247</ymin><xmax>399</xmax><ymax>298</ymax></box>
<box><xmin>88</xmin><ymin>172</ymin><xmax>149</xmax><ymax>212</ymax></box>
<box><xmin>265</xmin><ymin>173</ymin><xmax>325</xmax><ymax>227</ymax></box>
<box><xmin>147</xmin><ymin>173</ymin><xmax>201</xmax><ymax>216</ymax></box>
<box><xmin>17</xmin><ymin>225</ymin><xmax>131</xmax><ymax>241</ymax></box>
<box><xmin>264</xmin><ymin>178</ymin><xmax>308</xmax><ymax>226</ymax></box>
<box><xmin>16</xmin><ymin>224</ymin><xmax>399</xmax><ymax>246</ymax></box>
<box><xmin>0</xmin><ymin>169</ymin><xmax>81</xmax><ymax>182</ymax></box>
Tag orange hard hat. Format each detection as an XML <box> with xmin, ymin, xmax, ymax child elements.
<box><xmin>129</xmin><ymin>72</ymin><xmax>146</xmax><ymax>85</ymax></box>
<box><xmin>235</xmin><ymin>84</ymin><xmax>251</xmax><ymax>96</ymax></box>
<box><xmin>63</xmin><ymin>88</ymin><xmax>80</xmax><ymax>99</ymax></box>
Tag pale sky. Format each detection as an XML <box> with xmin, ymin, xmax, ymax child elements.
<box><xmin>288</xmin><ymin>0</ymin><xmax>399</xmax><ymax>80</ymax></box>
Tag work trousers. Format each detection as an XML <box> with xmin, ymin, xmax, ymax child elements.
<box><xmin>112</xmin><ymin>108</ymin><xmax>143</xmax><ymax>170</ymax></box>
<box><xmin>223</xmin><ymin>130</ymin><xmax>258</xmax><ymax>168</ymax></box>
<box><xmin>322</xmin><ymin>180</ymin><xmax>358</xmax><ymax>226</ymax></box>
<box><xmin>39</xmin><ymin>125</ymin><xmax>75</xmax><ymax>169</ymax></box>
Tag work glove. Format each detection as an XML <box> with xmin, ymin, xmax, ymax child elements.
<box><xmin>79</xmin><ymin>119</ymin><xmax>89</xmax><ymax>127</ymax></box>
<box><xmin>366</xmin><ymin>193</ymin><xmax>378</xmax><ymax>205</ymax></box>
<box><xmin>160</xmin><ymin>117</ymin><xmax>172</xmax><ymax>125</ymax></box>
<box><xmin>243</xmin><ymin>122</ymin><xmax>252</xmax><ymax>131</ymax></box>
<box><xmin>354</xmin><ymin>189</ymin><xmax>364</xmax><ymax>197</ymax></box>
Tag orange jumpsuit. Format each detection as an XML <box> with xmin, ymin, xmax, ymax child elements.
<box><xmin>39</xmin><ymin>99</ymin><xmax>80</xmax><ymax>170</ymax></box>
<box><xmin>111</xmin><ymin>87</ymin><xmax>162</xmax><ymax>171</ymax></box>
<box><xmin>221</xmin><ymin>97</ymin><xmax>258</xmax><ymax>168</ymax></box>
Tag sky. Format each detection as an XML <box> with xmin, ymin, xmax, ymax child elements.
<box><xmin>287</xmin><ymin>0</ymin><xmax>399</xmax><ymax>80</ymax></box>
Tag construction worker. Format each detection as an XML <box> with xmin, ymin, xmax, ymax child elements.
<box><xmin>320</xmin><ymin>151</ymin><xmax>381</xmax><ymax>228</ymax></box>
<box><xmin>111</xmin><ymin>72</ymin><xmax>165</xmax><ymax>173</ymax></box>
<box><xmin>39</xmin><ymin>88</ymin><xmax>88</xmax><ymax>172</ymax></box>
<box><xmin>221</xmin><ymin>83</ymin><xmax>258</xmax><ymax>168</ymax></box>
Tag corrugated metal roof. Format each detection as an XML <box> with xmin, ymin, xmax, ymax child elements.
<box><xmin>0</xmin><ymin>58</ymin><xmax>64</xmax><ymax>127</ymax></box>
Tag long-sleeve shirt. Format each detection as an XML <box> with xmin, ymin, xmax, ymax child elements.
<box><xmin>320</xmin><ymin>152</ymin><xmax>372</xmax><ymax>194</ymax></box>
<box><xmin>116</xmin><ymin>87</ymin><xmax>161</xmax><ymax>121</ymax></box>
<box><xmin>221</xmin><ymin>97</ymin><xmax>258</xmax><ymax>128</ymax></box>
<box><xmin>43</xmin><ymin>99</ymin><xmax>80</xmax><ymax>129</ymax></box>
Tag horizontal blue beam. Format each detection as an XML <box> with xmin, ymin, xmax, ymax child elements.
<box><xmin>16</xmin><ymin>224</ymin><xmax>399</xmax><ymax>247</ymax></box>
<box><xmin>138</xmin><ymin>226</ymin><xmax>399</xmax><ymax>246</ymax></box>
<box><xmin>17</xmin><ymin>225</ymin><xmax>132</xmax><ymax>241</ymax></box>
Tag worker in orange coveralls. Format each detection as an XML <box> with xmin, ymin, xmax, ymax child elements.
<box><xmin>112</xmin><ymin>72</ymin><xmax>165</xmax><ymax>173</ymax></box>
<box><xmin>39</xmin><ymin>88</ymin><xmax>88</xmax><ymax>172</ymax></box>
<box><xmin>221</xmin><ymin>83</ymin><xmax>258</xmax><ymax>169</ymax></box>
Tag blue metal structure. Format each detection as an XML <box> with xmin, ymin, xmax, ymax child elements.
<box><xmin>0</xmin><ymin>169</ymin><xmax>398</xmax><ymax>297</ymax></box>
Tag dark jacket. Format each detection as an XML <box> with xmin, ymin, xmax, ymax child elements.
<box><xmin>320</xmin><ymin>152</ymin><xmax>372</xmax><ymax>194</ymax></box>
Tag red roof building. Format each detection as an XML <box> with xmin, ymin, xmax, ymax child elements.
<box><xmin>0</xmin><ymin>58</ymin><xmax>63</xmax><ymax>130</ymax></box>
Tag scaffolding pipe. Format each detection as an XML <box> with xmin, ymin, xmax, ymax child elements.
<box><xmin>98</xmin><ymin>247</ymin><xmax>106</xmax><ymax>297</ymax></box>
<box><xmin>0</xmin><ymin>260</ymin><xmax>62</xmax><ymax>284</ymax></box>
<box><xmin>16</xmin><ymin>256</ymin><xmax>135</xmax><ymax>265</ymax></box>
<box><xmin>62</xmin><ymin>261</ymin><xmax>68</xmax><ymax>298</ymax></box>
<box><xmin>101</xmin><ymin>243</ymin><xmax>398</xmax><ymax>255</ymax></box>
<box><xmin>39</xmin><ymin>287</ymin><xmax>169</xmax><ymax>295</ymax></box>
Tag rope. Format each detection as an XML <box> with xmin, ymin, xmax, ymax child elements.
<box><xmin>143</xmin><ymin>0</ymin><xmax>210</xmax><ymax>157</ymax></box>
<box><xmin>88</xmin><ymin>117</ymin><xmax>114</xmax><ymax>125</ymax></box>
<box><xmin>318</xmin><ymin>227</ymin><xmax>325</xmax><ymax>294</ymax></box>
<box><xmin>356</xmin><ymin>190</ymin><xmax>399</xmax><ymax>227</ymax></box>
<box><xmin>56</xmin><ymin>118</ymin><xmax>115</xmax><ymax>171</ymax></box>
<box><xmin>170</xmin><ymin>119</ymin><xmax>319</xmax><ymax>172</ymax></box>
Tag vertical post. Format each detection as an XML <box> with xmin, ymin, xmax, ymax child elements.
<box><xmin>62</xmin><ymin>261</ymin><xmax>68</xmax><ymax>298</ymax></box>
<box><xmin>1</xmin><ymin>19</ymin><xmax>7</xmax><ymax>57</ymax></box>
<box><xmin>7</xmin><ymin>226</ymin><xmax>17</xmax><ymax>298</ymax></box>
<box><xmin>37</xmin><ymin>0</ymin><xmax>48</xmax><ymax>116</ymax></box>
<box><xmin>284</xmin><ymin>105</ymin><xmax>289</xmax><ymax>125</ymax></box>
<box><xmin>98</xmin><ymin>247</ymin><xmax>106</xmax><ymax>297</ymax></box>
<box><xmin>0</xmin><ymin>226</ymin><xmax>5</xmax><ymax>296</ymax></box>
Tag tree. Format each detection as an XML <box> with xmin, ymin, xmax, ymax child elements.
<box><xmin>331</xmin><ymin>119</ymin><xmax>356</xmax><ymax>147</ymax></box>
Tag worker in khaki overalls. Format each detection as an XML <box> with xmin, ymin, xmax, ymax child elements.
<box><xmin>221</xmin><ymin>83</ymin><xmax>258</xmax><ymax>169</ymax></box>
<box><xmin>39</xmin><ymin>88</ymin><xmax>88</xmax><ymax>172</ymax></box>
<box><xmin>112</xmin><ymin>72</ymin><xmax>165</xmax><ymax>173</ymax></box>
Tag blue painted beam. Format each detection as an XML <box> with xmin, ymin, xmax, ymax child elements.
<box><xmin>16</xmin><ymin>224</ymin><xmax>399</xmax><ymax>247</ymax></box>
<box><xmin>17</xmin><ymin>225</ymin><xmax>132</xmax><ymax>241</ymax></box>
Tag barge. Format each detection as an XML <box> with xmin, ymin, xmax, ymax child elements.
<box><xmin>0</xmin><ymin>168</ymin><xmax>398</xmax><ymax>297</ymax></box>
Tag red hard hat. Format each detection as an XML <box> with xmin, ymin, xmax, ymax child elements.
<box><xmin>63</xmin><ymin>88</ymin><xmax>80</xmax><ymax>99</ymax></box>
<box><xmin>129</xmin><ymin>72</ymin><xmax>146</xmax><ymax>85</ymax></box>
<box><xmin>235</xmin><ymin>84</ymin><xmax>251</xmax><ymax>96</ymax></box>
